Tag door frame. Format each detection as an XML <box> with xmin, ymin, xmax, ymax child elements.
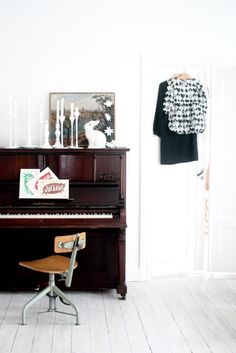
<box><xmin>139</xmin><ymin>52</ymin><xmax>236</xmax><ymax>279</ymax></box>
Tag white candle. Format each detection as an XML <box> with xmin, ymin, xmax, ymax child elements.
<box><xmin>71</xmin><ymin>102</ymin><xmax>74</xmax><ymax>117</ymax></box>
<box><xmin>9</xmin><ymin>93</ymin><xmax>13</xmax><ymax>147</ymax></box>
<box><xmin>27</xmin><ymin>96</ymin><xmax>31</xmax><ymax>125</ymax></box>
<box><xmin>40</xmin><ymin>101</ymin><xmax>43</xmax><ymax>147</ymax></box>
<box><xmin>13</xmin><ymin>98</ymin><xmax>17</xmax><ymax>147</ymax></box>
<box><xmin>60</xmin><ymin>98</ymin><xmax>64</xmax><ymax>117</ymax></box>
<box><xmin>40</xmin><ymin>101</ymin><xmax>43</xmax><ymax>123</ymax></box>
<box><xmin>27</xmin><ymin>95</ymin><xmax>31</xmax><ymax>146</ymax></box>
<box><xmin>9</xmin><ymin>93</ymin><xmax>13</xmax><ymax>117</ymax></box>
<box><xmin>56</xmin><ymin>100</ymin><xmax>60</xmax><ymax>123</ymax></box>
<box><xmin>13</xmin><ymin>98</ymin><xmax>17</xmax><ymax>120</ymax></box>
<box><xmin>75</xmin><ymin>107</ymin><xmax>79</xmax><ymax>116</ymax></box>
<box><xmin>74</xmin><ymin>107</ymin><xmax>80</xmax><ymax>148</ymax></box>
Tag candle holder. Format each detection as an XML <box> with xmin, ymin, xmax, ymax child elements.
<box><xmin>9</xmin><ymin>118</ymin><xmax>14</xmax><ymax>148</ymax></box>
<box><xmin>40</xmin><ymin>121</ymin><xmax>44</xmax><ymax>147</ymax></box>
<box><xmin>42</xmin><ymin>122</ymin><xmax>51</xmax><ymax>148</ymax></box>
<box><xmin>13</xmin><ymin>117</ymin><xmax>18</xmax><ymax>148</ymax></box>
<box><xmin>39</xmin><ymin>102</ymin><xmax>43</xmax><ymax>147</ymax></box>
<box><xmin>9</xmin><ymin>94</ymin><xmax>13</xmax><ymax>147</ymax></box>
<box><xmin>10</xmin><ymin>98</ymin><xmax>19</xmax><ymax>148</ymax></box>
<box><xmin>74</xmin><ymin>109</ymin><xmax>80</xmax><ymax>148</ymax></box>
<box><xmin>59</xmin><ymin>115</ymin><xmax>65</xmax><ymax>147</ymax></box>
<box><xmin>53</xmin><ymin>121</ymin><xmax>62</xmax><ymax>148</ymax></box>
<box><xmin>69</xmin><ymin>115</ymin><xmax>75</xmax><ymax>147</ymax></box>
<box><xmin>27</xmin><ymin>96</ymin><xmax>32</xmax><ymax>147</ymax></box>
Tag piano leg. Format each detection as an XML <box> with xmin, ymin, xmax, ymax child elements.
<box><xmin>117</xmin><ymin>228</ymin><xmax>127</xmax><ymax>299</ymax></box>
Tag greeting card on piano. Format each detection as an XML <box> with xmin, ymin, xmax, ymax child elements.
<box><xmin>27</xmin><ymin>167</ymin><xmax>59</xmax><ymax>196</ymax></box>
<box><xmin>37</xmin><ymin>179</ymin><xmax>69</xmax><ymax>199</ymax></box>
<box><xmin>19</xmin><ymin>167</ymin><xmax>69</xmax><ymax>199</ymax></box>
<box><xmin>19</xmin><ymin>169</ymin><xmax>40</xmax><ymax>199</ymax></box>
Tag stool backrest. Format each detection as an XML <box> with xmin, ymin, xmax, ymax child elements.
<box><xmin>54</xmin><ymin>232</ymin><xmax>86</xmax><ymax>287</ymax></box>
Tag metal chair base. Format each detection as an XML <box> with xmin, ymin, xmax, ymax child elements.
<box><xmin>21</xmin><ymin>274</ymin><xmax>79</xmax><ymax>325</ymax></box>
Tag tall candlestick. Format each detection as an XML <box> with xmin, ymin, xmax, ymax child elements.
<box><xmin>13</xmin><ymin>98</ymin><xmax>18</xmax><ymax>147</ymax></box>
<box><xmin>60</xmin><ymin>116</ymin><xmax>65</xmax><ymax>147</ymax></box>
<box><xmin>56</xmin><ymin>100</ymin><xmax>60</xmax><ymax>123</ymax></box>
<box><xmin>53</xmin><ymin>121</ymin><xmax>61</xmax><ymax>148</ymax></box>
<box><xmin>60</xmin><ymin>98</ymin><xmax>64</xmax><ymax>117</ymax></box>
<box><xmin>43</xmin><ymin>121</ymin><xmax>51</xmax><ymax>148</ymax></box>
<box><xmin>71</xmin><ymin>102</ymin><xmax>74</xmax><ymax>117</ymax></box>
<box><xmin>60</xmin><ymin>98</ymin><xmax>65</xmax><ymax>147</ymax></box>
<box><xmin>27</xmin><ymin>95</ymin><xmax>31</xmax><ymax>146</ymax></box>
<box><xmin>40</xmin><ymin>101</ymin><xmax>43</xmax><ymax>147</ymax></box>
<box><xmin>74</xmin><ymin>107</ymin><xmax>80</xmax><ymax>148</ymax></box>
<box><xmin>9</xmin><ymin>93</ymin><xmax>13</xmax><ymax>147</ymax></box>
<box><xmin>70</xmin><ymin>103</ymin><xmax>75</xmax><ymax>147</ymax></box>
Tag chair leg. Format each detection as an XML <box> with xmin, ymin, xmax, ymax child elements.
<box><xmin>53</xmin><ymin>285</ymin><xmax>80</xmax><ymax>325</ymax></box>
<box><xmin>21</xmin><ymin>286</ymin><xmax>51</xmax><ymax>325</ymax></box>
<box><xmin>21</xmin><ymin>272</ymin><xmax>80</xmax><ymax>325</ymax></box>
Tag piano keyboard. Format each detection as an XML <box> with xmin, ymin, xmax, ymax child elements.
<box><xmin>0</xmin><ymin>212</ymin><xmax>113</xmax><ymax>219</ymax></box>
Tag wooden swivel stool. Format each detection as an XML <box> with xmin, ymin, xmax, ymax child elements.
<box><xmin>19</xmin><ymin>232</ymin><xmax>86</xmax><ymax>325</ymax></box>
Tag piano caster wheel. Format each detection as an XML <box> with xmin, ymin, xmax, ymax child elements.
<box><xmin>120</xmin><ymin>294</ymin><xmax>126</xmax><ymax>300</ymax></box>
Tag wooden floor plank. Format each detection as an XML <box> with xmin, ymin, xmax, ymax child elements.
<box><xmin>119</xmin><ymin>285</ymin><xmax>153</xmax><ymax>353</ymax></box>
<box><xmin>185</xmin><ymin>279</ymin><xmax>236</xmax><ymax>352</ymax></box>
<box><xmin>174</xmin><ymin>279</ymin><xmax>233</xmax><ymax>353</ymax></box>
<box><xmin>87</xmin><ymin>291</ymin><xmax>111</xmax><ymax>353</ymax></box>
<box><xmin>103</xmin><ymin>290</ymin><xmax>132</xmax><ymax>353</ymax></box>
<box><xmin>156</xmin><ymin>280</ymin><xmax>212</xmax><ymax>353</ymax></box>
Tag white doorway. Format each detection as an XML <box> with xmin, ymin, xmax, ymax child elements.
<box><xmin>139</xmin><ymin>53</ymin><xmax>211</xmax><ymax>279</ymax></box>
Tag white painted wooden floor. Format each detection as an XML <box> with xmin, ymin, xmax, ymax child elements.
<box><xmin>1</xmin><ymin>275</ymin><xmax>236</xmax><ymax>353</ymax></box>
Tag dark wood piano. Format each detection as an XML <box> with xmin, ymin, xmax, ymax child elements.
<box><xmin>0</xmin><ymin>147</ymin><xmax>129</xmax><ymax>298</ymax></box>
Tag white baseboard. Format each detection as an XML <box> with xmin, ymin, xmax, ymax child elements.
<box><xmin>126</xmin><ymin>266</ymin><xmax>149</xmax><ymax>281</ymax></box>
<box><xmin>126</xmin><ymin>269</ymin><xmax>236</xmax><ymax>282</ymax></box>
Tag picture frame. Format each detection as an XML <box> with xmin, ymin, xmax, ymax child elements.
<box><xmin>49</xmin><ymin>92</ymin><xmax>115</xmax><ymax>147</ymax></box>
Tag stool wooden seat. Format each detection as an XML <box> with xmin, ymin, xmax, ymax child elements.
<box><xmin>19</xmin><ymin>255</ymin><xmax>78</xmax><ymax>274</ymax></box>
<box><xmin>19</xmin><ymin>232</ymin><xmax>86</xmax><ymax>325</ymax></box>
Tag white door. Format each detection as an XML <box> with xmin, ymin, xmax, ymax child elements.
<box><xmin>140</xmin><ymin>54</ymin><xmax>209</xmax><ymax>279</ymax></box>
<box><xmin>209</xmin><ymin>66</ymin><xmax>236</xmax><ymax>272</ymax></box>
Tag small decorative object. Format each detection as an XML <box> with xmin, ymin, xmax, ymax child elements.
<box><xmin>49</xmin><ymin>92</ymin><xmax>115</xmax><ymax>147</ymax></box>
<box><xmin>84</xmin><ymin>120</ymin><xmax>106</xmax><ymax>148</ymax></box>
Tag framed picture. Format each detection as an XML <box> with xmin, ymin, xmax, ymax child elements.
<box><xmin>49</xmin><ymin>92</ymin><xmax>115</xmax><ymax>147</ymax></box>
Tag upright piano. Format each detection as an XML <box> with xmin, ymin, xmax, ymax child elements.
<box><xmin>0</xmin><ymin>147</ymin><xmax>129</xmax><ymax>298</ymax></box>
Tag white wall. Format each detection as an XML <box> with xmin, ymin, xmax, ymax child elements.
<box><xmin>0</xmin><ymin>0</ymin><xmax>236</xmax><ymax>280</ymax></box>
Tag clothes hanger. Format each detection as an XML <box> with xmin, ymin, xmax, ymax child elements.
<box><xmin>171</xmin><ymin>72</ymin><xmax>192</xmax><ymax>80</ymax></box>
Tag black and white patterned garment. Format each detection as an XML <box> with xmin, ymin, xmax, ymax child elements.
<box><xmin>163</xmin><ymin>78</ymin><xmax>207</xmax><ymax>134</ymax></box>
